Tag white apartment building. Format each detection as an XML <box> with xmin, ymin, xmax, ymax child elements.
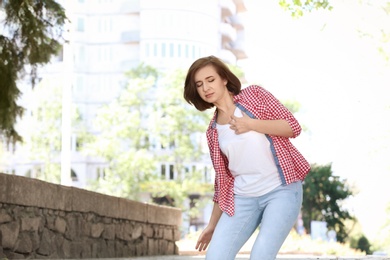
<box><xmin>2</xmin><ymin>0</ymin><xmax>247</xmax><ymax>230</ymax></box>
<box><xmin>42</xmin><ymin>0</ymin><xmax>246</xmax><ymax>186</ymax></box>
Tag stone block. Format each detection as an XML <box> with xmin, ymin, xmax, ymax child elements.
<box><xmin>5</xmin><ymin>174</ymin><xmax>58</xmax><ymax>209</ymax></box>
<box><xmin>65</xmin><ymin>213</ymin><xmax>83</xmax><ymax>240</ymax></box>
<box><xmin>54</xmin><ymin>216</ymin><xmax>67</xmax><ymax>234</ymax></box>
<box><xmin>158</xmin><ymin>239</ymin><xmax>168</xmax><ymax>254</ymax></box>
<box><xmin>144</xmin><ymin>224</ymin><xmax>154</xmax><ymax>237</ymax></box>
<box><xmin>102</xmin><ymin>223</ymin><xmax>115</xmax><ymax>240</ymax></box>
<box><xmin>147</xmin><ymin>204</ymin><xmax>182</xmax><ymax>226</ymax></box>
<box><xmin>21</xmin><ymin>216</ymin><xmax>41</xmax><ymax>232</ymax></box>
<box><xmin>106</xmin><ymin>240</ymin><xmax>116</xmax><ymax>258</ymax></box>
<box><xmin>132</xmin><ymin>224</ymin><xmax>143</xmax><ymax>240</ymax></box>
<box><xmin>14</xmin><ymin>232</ymin><xmax>33</xmax><ymax>253</ymax></box>
<box><xmin>91</xmin><ymin>222</ymin><xmax>104</xmax><ymax>238</ymax></box>
<box><xmin>0</xmin><ymin>221</ymin><xmax>20</xmax><ymax>249</ymax></box>
<box><xmin>69</xmin><ymin>241</ymin><xmax>83</xmax><ymax>259</ymax></box>
<box><xmin>118</xmin><ymin>197</ymin><xmax>146</xmax><ymax>222</ymax></box>
<box><xmin>163</xmin><ymin>227</ymin><xmax>173</xmax><ymax>241</ymax></box>
<box><xmin>0</xmin><ymin>211</ymin><xmax>12</xmax><ymax>224</ymax></box>
<box><xmin>71</xmin><ymin>188</ymin><xmax>119</xmax><ymax>218</ymax></box>
<box><xmin>0</xmin><ymin>207</ymin><xmax>12</xmax><ymax>224</ymax></box>
<box><xmin>0</xmin><ymin>174</ymin><xmax>8</xmax><ymax>203</ymax></box>
<box><xmin>116</xmin><ymin>222</ymin><xmax>133</xmax><ymax>241</ymax></box>
<box><xmin>166</xmin><ymin>241</ymin><xmax>175</xmax><ymax>255</ymax></box>
<box><xmin>37</xmin><ymin>228</ymin><xmax>55</xmax><ymax>256</ymax></box>
<box><xmin>173</xmin><ymin>227</ymin><xmax>181</xmax><ymax>241</ymax></box>
<box><xmin>148</xmin><ymin>238</ymin><xmax>158</xmax><ymax>255</ymax></box>
<box><xmin>61</xmin><ymin>238</ymin><xmax>71</xmax><ymax>258</ymax></box>
<box><xmin>80</xmin><ymin>240</ymin><xmax>92</xmax><ymax>258</ymax></box>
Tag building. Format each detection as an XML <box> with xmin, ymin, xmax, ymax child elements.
<box><xmin>1</xmin><ymin>0</ymin><xmax>247</xmax><ymax>231</ymax></box>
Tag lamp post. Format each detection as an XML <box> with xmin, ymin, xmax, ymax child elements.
<box><xmin>61</xmin><ymin>1</ymin><xmax>73</xmax><ymax>186</ymax></box>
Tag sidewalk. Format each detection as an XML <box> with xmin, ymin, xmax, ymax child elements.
<box><xmin>94</xmin><ymin>255</ymin><xmax>390</xmax><ymax>260</ymax></box>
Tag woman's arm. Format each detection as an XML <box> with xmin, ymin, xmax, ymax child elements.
<box><xmin>230</xmin><ymin>113</ymin><xmax>294</xmax><ymax>137</ymax></box>
<box><xmin>195</xmin><ymin>202</ymin><xmax>223</xmax><ymax>251</ymax></box>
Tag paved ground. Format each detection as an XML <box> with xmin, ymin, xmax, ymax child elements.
<box><xmin>83</xmin><ymin>256</ymin><xmax>390</xmax><ymax>260</ymax></box>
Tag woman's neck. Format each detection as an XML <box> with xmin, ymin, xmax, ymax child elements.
<box><xmin>215</xmin><ymin>94</ymin><xmax>236</xmax><ymax>124</ymax></box>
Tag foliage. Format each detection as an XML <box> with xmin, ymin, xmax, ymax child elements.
<box><xmin>84</xmin><ymin>64</ymin><xmax>160</xmax><ymax>200</ymax></box>
<box><xmin>85</xmin><ymin>64</ymin><xmax>213</xmax><ymax>208</ymax></box>
<box><xmin>279</xmin><ymin>0</ymin><xmax>333</xmax><ymax>17</ymax></box>
<box><xmin>0</xmin><ymin>0</ymin><xmax>67</xmax><ymax>147</ymax></box>
<box><xmin>373</xmin><ymin>202</ymin><xmax>390</xmax><ymax>254</ymax></box>
<box><xmin>302</xmin><ymin>163</ymin><xmax>355</xmax><ymax>243</ymax></box>
<box><xmin>355</xmin><ymin>235</ymin><xmax>372</xmax><ymax>255</ymax></box>
<box><xmin>5</xmin><ymin>79</ymin><xmax>85</xmax><ymax>183</ymax></box>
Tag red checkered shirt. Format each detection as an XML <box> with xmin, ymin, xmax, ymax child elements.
<box><xmin>206</xmin><ymin>85</ymin><xmax>310</xmax><ymax>216</ymax></box>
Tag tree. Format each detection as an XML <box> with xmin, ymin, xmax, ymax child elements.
<box><xmin>3</xmin><ymin>79</ymin><xmax>85</xmax><ymax>183</ymax></box>
<box><xmin>84</xmin><ymin>64</ymin><xmax>160</xmax><ymax>200</ymax></box>
<box><xmin>84</xmin><ymin>64</ymin><xmax>213</xmax><ymax>206</ymax></box>
<box><xmin>279</xmin><ymin>0</ymin><xmax>333</xmax><ymax>17</ymax></box>
<box><xmin>0</xmin><ymin>0</ymin><xmax>67</xmax><ymax>146</ymax></box>
<box><xmin>356</xmin><ymin>235</ymin><xmax>372</xmax><ymax>255</ymax></box>
<box><xmin>302</xmin><ymin>163</ymin><xmax>355</xmax><ymax>243</ymax></box>
<box><xmin>374</xmin><ymin>202</ymin><xmax>390</xmax><ymax>254</ymax></box>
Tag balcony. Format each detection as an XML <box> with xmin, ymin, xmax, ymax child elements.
<box><xmin>233</xmin><ymin>0</ymin><xmax>247</xmax><ymax>13</ymax></box>
<box><xmin>121</xmin><ymin>30</ymin><xmax>140</xmax><ymax>43</ymax></box>
<box><xmin>220</xmin><ymin>0</ymin><xmax>236</xmax><ymax>18</ymax></box>
<box><xmin>230</xmin><ymin>13</ymin><xmax>245</xmax><ymax>30</ymax></box>
<box><xmin>219</xmin><ymin>49</ymin><xmax>237</xmax><ymax>65</ymax></box>
<box><xmin>220</xmin><ymin>22</ymin><xmax>237</xmax><ymax>44</ymax></box>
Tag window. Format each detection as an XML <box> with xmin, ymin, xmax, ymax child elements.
<box><xmin>98</xmin><ymin>17</ymin><xmax>113</xmax><ymax>32</ymax></box>
<box><xmin>161</xmin><ymin>164</ymin><xmax>166</xmax><ymax>179</ymax></box>
<box><xmin>71</xmin><ymin>169</ymin><xmax>78</xmax><ymax>181</ymax></box>
<box><xmin>145</xmin><ymin>43</ymin><xmax>150</xmax><ymax>57</ymax></box>
<box><xmin>153</xmin><ymin>43</ymin><xmax>158</xmax><ymax>56</ymax></box>
<box><xmin>185</xmin><ymin>44</ymin><xmax>189</xmax><ymax>58</ymax></box>
<box><xmin>76</xmin><ymin>17</ymin><xmax>85</xmax><ymax>32</ymax></box>
<box><xmin>162</xmin><ymin>43</ymin><xmax>166</xmax><ymax>57</ymax></box>
<box><xmin>97</xmin><ymin>167</ymin><xmax>106</xmax><ymax>179</ymax></box>
<box><xmin>178</xmin><ymin>44</ymin><xmax>182</xmax><ymax>57</ymax></box>
<box><xmin>97</xmin><ymin>46</ymin><xmax>113</xmax><ymax>62</ymax></box>
<box><xmin>169</xmin><ymin>43</ymin><xmax>174</xmax><ymax>57</ymax></box>
<box><xmin>169</xmin><ymin>165</ymin><xmax>174</xmax><ymax>180</ymax></box>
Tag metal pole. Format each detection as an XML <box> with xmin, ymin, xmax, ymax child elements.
<box><xmin>61</xmin><ymin>1</ymin><xmax>73</xmax><ymax>186</ymax></box>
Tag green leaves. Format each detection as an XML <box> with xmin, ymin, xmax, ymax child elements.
<box><xmin>279</xmin><ymin>0</ymin><xmax>333</xmax><ymax>17</ymax></box>
<box><xmin>302</xmin><ymin>163</ymin><xmax>355</xmax><ymax>242</ymax></box>
<box><xmin>85</xmin><ymin>64</ymin><xmax>213</xmax><ymax>209</ymax></box>
<box><xmin>0</xmin><ymin>0</ymin><xmax>67</xmax><ymax>147</ymax></box>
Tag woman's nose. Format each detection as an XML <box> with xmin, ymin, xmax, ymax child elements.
<box><xmin>202</xmin><ymin>82</ymin><xmax>209</xmax><ymax>91</ymax></box>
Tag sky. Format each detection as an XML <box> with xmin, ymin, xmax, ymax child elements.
<box><xmin>241</xmin><ymin>0</ymin><xmax>390</xmax><ymax>240</ymax></box>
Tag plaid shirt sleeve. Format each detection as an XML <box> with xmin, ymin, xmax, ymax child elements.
<box><xmin>237</xmin><ymin>85</ymin><xmax>302</xmax><ymax>138</ymax></box>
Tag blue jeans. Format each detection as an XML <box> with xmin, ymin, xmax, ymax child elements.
<box><xmin>206</xmin><ymin>181</ymin><xmax>303</xmax><ymax>260</ymax></box>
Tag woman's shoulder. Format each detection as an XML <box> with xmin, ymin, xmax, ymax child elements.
<box><xmin>239</xmin><ymin>84</ymin><xmax>267</xmax><ymax>96</ymax></box>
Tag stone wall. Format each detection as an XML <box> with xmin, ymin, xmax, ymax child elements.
<box><xmin>0</xmin><ymin>173</ymin><xmax>182</xmax><ymax>259</ymax></box>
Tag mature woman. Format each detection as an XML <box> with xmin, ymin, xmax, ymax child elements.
<box><xmin>183</xmin><ymin>56</ymin><xmax>310</xmax><ymax>260</ymax></box>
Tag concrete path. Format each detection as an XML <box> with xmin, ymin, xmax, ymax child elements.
<box><xmin>87</xmin><ymin>255</ymin><xmax>390</xmax><ymax>260</ymax></box>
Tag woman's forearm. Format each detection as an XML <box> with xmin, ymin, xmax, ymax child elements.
<box><xmin>249</xmin><ymin>119</ymin><xmax>293</xmax><ymax>138</ymax></box>
<box><xmin>207</xmin><ymin>202</ymin><xmax>223</xmax><ymax>229</ymax></box>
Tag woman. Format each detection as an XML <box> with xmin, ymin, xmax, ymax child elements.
<box><xmin>183</xmin><ymin>56</ymin><xmax>310</xmax><ymax>260</ymax></box>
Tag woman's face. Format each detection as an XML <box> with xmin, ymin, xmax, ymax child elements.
<box><xmin>194</xmin><ymin>65</ymin><xmax>228</xmax><ymax>105</ymax></box>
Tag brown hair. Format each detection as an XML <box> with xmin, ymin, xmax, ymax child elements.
<box><xmin>183</xmin><ymin>55</ymin><xmax>241</xmax><ymax>111</ymax></box>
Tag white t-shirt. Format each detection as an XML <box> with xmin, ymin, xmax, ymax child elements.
<box><xmin>216</xmin><ymin>107</ymin><xmax>282</xmax><ymax>196</ymax></box>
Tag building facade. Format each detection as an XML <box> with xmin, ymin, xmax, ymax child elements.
<box><xmin>1</xmin><ymin>0</ymin><xmax>247</xmax><ymax>231</ymax></box>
